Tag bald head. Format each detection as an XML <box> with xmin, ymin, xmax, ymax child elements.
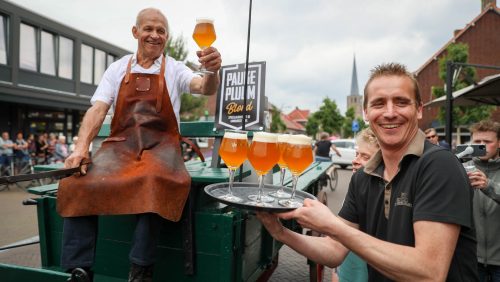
<box><xmin>135</xmin><ymin>8</ymin><xmax>168</xmax><ymax>30</ymax></box>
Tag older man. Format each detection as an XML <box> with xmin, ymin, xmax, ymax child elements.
<box><xmin>258</xmin><ymin>63</ymin><xmax>478</xmax><ymax>281</ymax></box>
<box><xmin>58</xmin><ymin>8</ymin><xmax>221</xmax><ymax>281</ymax></box>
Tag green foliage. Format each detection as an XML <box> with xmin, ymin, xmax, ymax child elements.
<box><xmin>270</xmin><ymin>105</ymin><xmax>287</xmax><ymax>133</ymax></box>
<box><xmin>180</xmin><ymin>94</ymin><xmax>207</xmax><ymax>121</ymax></box>
<box><xmin>431</xmin><ymin>43</ymin><xmax>494</xmax><ymax>125</ymax></box>
<box><xmin>164</xmin><ymin>35</ymin><xmax>188</xmax><ymax>62</ymax></box>
<box><xmin>305</xmin><ymin>98</ymin><xmax>344</xmax><ymax>137</ymax></box>
<box><xmin>342</xmin><ymin>107</ymin><xmax>367</xmax><ymax>138</ymax></box>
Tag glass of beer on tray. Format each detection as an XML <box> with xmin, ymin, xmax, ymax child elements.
<box><xmin>218</xmin><ymin>130</ymin><xmax>248</xmax><ymax>202</ymax></box>
<box><xmin>192</xmin><ymin>17</ymin><xmax>216</xmax><ymax>74</ymax></box>
<box><xmin>268</xmin><ymin>134</ymin><xmax>292</xmax><ymax>198</ymax></box>
<box><xmin>279</xmin><ymin>134</ymin><xmax>313</xmax><ymax>208</ymax></box>
<box><xmin>247</xmin><ymin>132</ymin><xmax>280</xmax><ymax>206</ymax></box>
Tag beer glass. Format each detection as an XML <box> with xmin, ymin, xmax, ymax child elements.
<box><xmin>192</xmin><ymin>18</ymin><xmax>216</xmax><ymax>74</ymax></box>
<box><xmin>279</xmin><ymin>135</ymin><xmax>313</xmax><ymax>208</ymax></box>
<box><xmin>218</xmin><ymin>130</ymin><xmax>248</xmax><ymax>202</ymax></box>
<box><xmin>247</xmin><ymin>132</ymin><xmax>279</xmax><ymax>206</ymax></box>
<box><xmin>269</xmin><ymin>134</ymin><xmax>292</xmax><ymax>198</ymax></box>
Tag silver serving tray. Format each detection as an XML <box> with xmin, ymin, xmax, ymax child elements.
<box><xmin>204</xmin><ymin>182</ymin><xmax>317</xmax><ymax>212</ymax></box>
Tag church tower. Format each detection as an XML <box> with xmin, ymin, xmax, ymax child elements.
<box><xmin>346</xmin><ymin>55</ymin><xmax>363</xmax><ymax>119</ymax></box>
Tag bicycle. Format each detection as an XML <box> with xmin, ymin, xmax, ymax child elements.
<box><xmin>14</xmin><ymin>156</ymin><xmax>44</xmax><ymax>190</ymax></box>
<box><xmin>318</xmin><ymin>164</ymin><xmax>338</xmax><ymax>192</ymax></box>
<box><xmin>0</xmin><ymin>158</ymin><xmax>15</xmax><ymax>192</ymax></box>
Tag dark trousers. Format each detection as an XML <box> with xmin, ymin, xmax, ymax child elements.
<box><xmin>478</xmin><ymin>263</ymin><xmax>500</xmax><ymax>282</ymax></box>
<box><xmin>61</xmin><ymin>213</ymin><xmax>161</xmax><ymax>270</ymax></box>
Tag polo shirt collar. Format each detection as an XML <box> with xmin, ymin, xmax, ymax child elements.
<box><xmin>364</xmin><ymin>130</ymin><xmax>426</xmax><ymax>177</ymax></box>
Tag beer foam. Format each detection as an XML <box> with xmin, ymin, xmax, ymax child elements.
<box><xmin>287</xmin><ymin>134</ymin><xmax>312</xmax><ymax>145</ymax></box>
<box><xmin>253</xmin><ymin>132</ymin><xmax>278</xmax><ymax>143</ymax></box>
<box><xmin>224</xmin><ymin>132</ymin><xmax>247</xmax><ymax>140</ymax></box>
<box><xmin>277</xmin><ymin>134</ymin><xmax>290</xmax><ymax>143</ymax></box>
<box><xmin>196</xmin><ymin>18</ymin><xmax>214</xmax><ymax>24</ymax></box>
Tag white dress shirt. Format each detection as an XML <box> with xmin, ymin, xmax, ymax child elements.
<box><xmin>91</xmin><ymin>53</ymin><xmax>198</xmax><ymax>123</ymax></box>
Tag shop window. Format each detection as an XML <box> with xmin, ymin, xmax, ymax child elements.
<box><xmin>58</xmin><ymin>36</ymin><xmax>73</xmax><ymax>79</ymax></box>
<box><xmin>20</xmin><ymin>23</ymin><xmax>37</xmax><ymax>71</ymax></box>
<box><xmin>80</xmin><ymin>44</ymin><xmax>93</xmax><ymax>84</ymax></box>
<box><xmin>107</xmin><ymin>54</ymin><xmax>115</xmax><ymax>68</ymax></box>
<box><xmin>0</xmin><ymin>15</ymin><xmax>7</xmax><ymax>65</ymax></box>
<box><xmin>94</xmin><ymin>49</ymin><xmax>106</xmax><ymax>85</ymax></box>
<box><xmin>40</xmin><ymin>31</ymin><xmax>56</xmax><ymax>75</ymax></box>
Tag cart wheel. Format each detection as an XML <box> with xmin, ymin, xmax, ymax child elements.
<box><xmin>67</xmin><ymin>268</ymin><xmax>91</xmax><ymax>282</ymax></box>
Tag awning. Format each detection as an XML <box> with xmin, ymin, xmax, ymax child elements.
<box><xmin>424</xmin><ymin>73</ymin><xmax>500</xmax><ymax>107</ymax></box>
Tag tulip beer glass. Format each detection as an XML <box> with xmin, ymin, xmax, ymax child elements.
<box><xmin>192</xmin><ymin>18</ymin><xmax>216</xmax><ymax>74</ymax></box>
<box><xmin>218</xmin><ymin>130</ymin><xmax>248</xmax><ymax>202</ymax></box>
<box><xmin>279</xmin><ymin>134</ymin><xmax>313</xmax><ymax>208</ymax></box>
<box><xmin>247</xmin><ymin>132</ymin><xmax>279</xmax><ymax>206</ymax></box>
<box><xmin>268</xmin><ymin>134</ymin><xmax>292</xmax><ymax>198</ymax></box>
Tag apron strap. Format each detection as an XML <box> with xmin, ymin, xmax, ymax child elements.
<box><xmin>156</xmin><ymin>56</ymin><xmax>166</xmax><ymax>113</ymax></box>
<box><xmin>124</xmin><ymin>56</ymin><xmax>133</xmax><ymax>84</ymax></box>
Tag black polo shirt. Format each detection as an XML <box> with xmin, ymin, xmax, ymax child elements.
<box><xmin>339</xmin><ymin>131</ymin><xmax>478</xmax><ymax>282</ymax></box>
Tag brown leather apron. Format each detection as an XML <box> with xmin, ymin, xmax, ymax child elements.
<box><xmin>57</xmin><ymin>56</ymin><xmax>191</xmax><ymax>222</ymax></box>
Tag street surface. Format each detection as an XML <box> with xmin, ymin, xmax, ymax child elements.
<box><xmin>0</xmin><ymin>167</ymin><xmax>353</xmax><ymax>281</ymax></box>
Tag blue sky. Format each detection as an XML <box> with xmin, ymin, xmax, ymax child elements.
<box><xmin>8</xmin><ymin>0</ymin><xmax>488</xmax><ymax>115</ymax></box>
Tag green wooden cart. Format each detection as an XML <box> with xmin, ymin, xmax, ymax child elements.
<box><xmin>0</xmin><ymin>121</ymin><xmax>333</xmax><ymax>282</ymax></box>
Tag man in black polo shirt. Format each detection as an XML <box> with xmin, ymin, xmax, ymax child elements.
<box><xmin>258</xmin><ymin>63</ymin><xmax>478</xmax><ymax>281</ymax></box>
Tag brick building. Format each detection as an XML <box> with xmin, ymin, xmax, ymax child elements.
<box><xmin>414</xmin><ymin>0</ymin><xmax>500</xmax><ymax>130</ymax></box>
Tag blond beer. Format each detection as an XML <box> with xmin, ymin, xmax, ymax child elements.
<box><xmin>192</xmin><ymin>19</ymin><xmax>216</xmax><ymax>49</ymax></box>
<box><xmin>248</xmin><ymin>132</ymin><xmax>279</xmax><ymax>175</ymax></box>
<box><xmin>283</xmin><ymin>135</ymin><xmax>313</xmax><ymax>175</ymax></box>
<box><xmin>277</xmin><ymin>134</ymin><xmax>290</xmax><ymax>168</ymax></box>
<box><xmin>219</xmin><ymin>132</ymin><xmax>248</xmax><ymax>169</ymax></box>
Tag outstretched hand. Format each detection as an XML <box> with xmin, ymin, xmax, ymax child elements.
<box><xmin>196</xmin><ymin>47</ymin><xmax>222</xmax><ymax>73</ymax></box>
<box><xmin>277</xmin><ymin>199</ymin><xmax>338</xmax><ymax>235</ymax></box>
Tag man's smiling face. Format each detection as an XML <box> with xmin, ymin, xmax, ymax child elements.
<box><xmin>364</xmin><ymin>75</ymin><xmax>422</xmax><ymax>151</ymax></box>
<box><xmin>133</xmin><ymin>10</ymin><xmax>168</xmax><ymax>60</ymax></box>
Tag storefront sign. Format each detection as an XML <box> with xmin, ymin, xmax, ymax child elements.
<box><xmin>215</xmin><ymin>62</ymin><xmax>266</xmax><ymax>130</ymax></box>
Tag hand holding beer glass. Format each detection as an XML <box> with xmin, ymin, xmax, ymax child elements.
<box><xmin>192</xmin><ymin>18</ymin><xmax>216</xmax><ymax>74</ymax></box>
<box><xmin>279</xmin><ymin>135</ymin><xmax>313</xmax><ymax>208</ymax></box>
<box><xmin>247</xmin><ymin>132</ymin><xmax>280</xmax><ymax>206</ymax></box>
<box><xmin>218</xmin><ymin>130</ymin><xmax>248</xmax><ymax>202</ymax></box>
<box><xmin>269</xmin><ymin>134</ymin><xmax>292</xmax><ymax>198</ymax></box>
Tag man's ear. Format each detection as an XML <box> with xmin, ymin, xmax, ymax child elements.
<box><xmin>132</xmin><ymin>26</ymin><xmax>139</xmax><ymax>39</ymax></box>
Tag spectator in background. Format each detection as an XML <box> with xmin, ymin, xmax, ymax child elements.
<box><xmin>27</xmin><ymin>134</ymin><xmax>37</xmax><ymax>158</ymax></box>
<box><xmin>314</xmin><ymin>132</ymin><xmax>341</xmax><ymax>162</ymax></box>
<box><xmin>336</xmin><ymin>127</ymin><xmax>379</xmax><ymax>282</ymax></box>
<box><xmin>0</xmin><ymin>131</ymin><xmax>15</xmax><ymax>169</ymax></box>
<box><xmin>54</xmin><ymin>135</ymin><xmax>69</xmax><ymax>163</ymax></box>
<box><xmin>69</xmin><ymin>136</ymin><xmax>78</xmax><ymax>154</ymax></box>
<box><xmin>36</xmin><ymin>134</ymin><xmax>49</xmax><ymax>164</ymax></box>
<box><xmin>47</xmin><ymin>133</ymin><xmax>58</xmax><ymax>163</ymax></box>
<box><xmin>14</xmin><ymin>132</ymin><xmax>29</xmax><ymax>165</ymax></box>
<box><xmin>424</xmin><ymin>127</ymin><xmax>450</xmax><ymax>149</ymax></box>
<box><xmin>465</xmin><ymin>120</ymin><xmax>500</xmax><ymax>282</ymax></box>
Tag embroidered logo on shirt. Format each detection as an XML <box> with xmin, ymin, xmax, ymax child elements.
<box><xmin>395</xmin><ymin>192</ymin><xmax>413</xmax><ymax>208</ymax></box>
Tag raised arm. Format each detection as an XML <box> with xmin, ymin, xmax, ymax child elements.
<box><xmin>190</xmin><ymin>47</ymin><xmax>221</xmax><ymax>96</ymax></box>
<box><xmin>284</xmin><ymin>193</ymin><xmax>460</xmax><ymax>281</ymax></box>
<box><xmin>64</xmin><ymin>101</ymin><xmax>110</xmax><ymax>172</ymax></box>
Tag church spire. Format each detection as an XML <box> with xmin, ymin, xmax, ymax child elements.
<box><xmin>350</xmin><ymin>55</ymin><xmax>360</xmax><ymax>96</ymax></box>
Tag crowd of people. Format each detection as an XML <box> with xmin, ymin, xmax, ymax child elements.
<box><xmin>0</xmin><ymin>131</ymin><xmax>76</xmax><ymax>175</ymax></box>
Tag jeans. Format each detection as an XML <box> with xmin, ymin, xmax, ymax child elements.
<box><xmin>61</xmin><ymin>213</ymin><xmax>162</xmax><ymax>270</ymax></box>
<box><xmin>315</xmin><ymin>156</ymin><xmax>331</xmax><ymax>162</ymax></box>
<box><xmin>478</xmin><ymin>263</ymin><xmax>500</xmax><ymax>282</ymax></box>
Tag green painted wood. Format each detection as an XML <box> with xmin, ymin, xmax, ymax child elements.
<box><xmin>0</xmin><ymin>263</ymin><xmax>69</xmax><ymax>282</ymax></box>
<box><xmin>98</xmin><ymin>123</ymin><xmax>111</xmax><ymax>137</ymax></box>
<box><xmin>28</xmin><ymin>183</ymin><xmax>58</xmax><ymax>195</ymax></box>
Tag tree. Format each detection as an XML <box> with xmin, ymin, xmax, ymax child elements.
<box><xmin>269</xmin><ymin>105</ymin><xmax>287</xmax><ymax>133</ymax></box>
<box><xmin>431</xmin><ymin>43</ymin><xmax>494</xmax><ymax>126</ymax></box>
<box><xmin>165</xmin><ymin>35</ymin><xmax>208</xmax><ymax>121</ymax></box>
<box><xmin>305</xmin><ymin>98</ymin><xmax>344</xmax><ymax>137</ymax></box>
<box><xmin>342</xmin><ymin>107</ymin><xmax>366</xmax><ymax>138</ymax></box>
